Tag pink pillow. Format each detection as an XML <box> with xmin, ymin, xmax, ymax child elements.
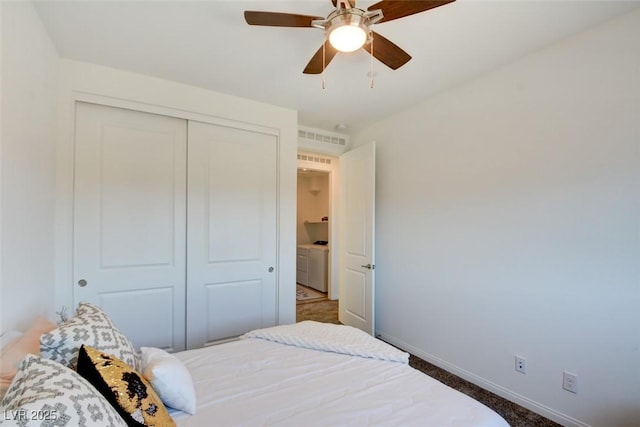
<box><xmin>0</xmin><ymin>316</ymin><xmax>57</xmax><ymax>397</ymax></box>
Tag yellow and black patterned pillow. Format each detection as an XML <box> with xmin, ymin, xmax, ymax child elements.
<box><xmin>77</xmin><ymin>345</ymin><xmax>176</xmax><ymax>427</ymax></box>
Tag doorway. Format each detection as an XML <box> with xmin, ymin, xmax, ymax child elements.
<box><xmin>296</xmin><ymin>161</ymin><xmax>338</xmax><ymax>324</ymax></box>
<box><xmin>295</xmin><ymin>144</ymin><xmax>376</xmax><ymax>333</ymax></box>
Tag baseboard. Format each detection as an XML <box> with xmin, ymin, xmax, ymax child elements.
<box><xmin>376</xmin><ymin>330</ymin><xmax>591</xmax><ymax>427</ymax></box>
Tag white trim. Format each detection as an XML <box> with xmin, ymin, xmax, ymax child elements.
<box><xmin>71</xmin><ymin>92</ymin><xmax>280</xmax><ymax>137</ymax></box>
<box><xmin>376</xmin><ymin>331</ymin><xmax>592</xmax><ymax>427</ymax></box>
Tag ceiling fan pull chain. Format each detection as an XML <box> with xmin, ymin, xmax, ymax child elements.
<box><xmin>370</xmin><ymin>35</ymin><xmax>374</xmax><ymax>89</ymax></box>
<box><xmin>322</xmin><ymin>41</ymin><xmax>326</xmax><ymax>89</ymax></box>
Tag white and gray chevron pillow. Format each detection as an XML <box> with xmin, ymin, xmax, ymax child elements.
<box><xmin>0</xmin><ymin>354</ymin><xmax>127</xmax><ymax>427</ymax></box>
<box><xmin>40</xmin><ymin>302</ymin><xmax>140</xmax><ymax>370</ymax></box>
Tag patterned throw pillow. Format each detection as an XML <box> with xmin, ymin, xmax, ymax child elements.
<box><xmin>77</xmin><ymin>345</ymin><xmax>176</xmax><ymax>427</ymax></box>
<box><xmin>40</xmin><ymin>302</ymin><xmax>140</xmax><ymax>370</ymax></box>
<box><xmin>0</xmin><ymin>354</ymin><xmax>127</xmax><ymax>427</ymax></box>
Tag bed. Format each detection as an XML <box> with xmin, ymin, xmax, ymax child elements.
<box><xmin>173</xmin><ymin>334</ymin><xmax>509</xmax><ymax>427</ymax></box>
<box><xmin>1</xmin><ymin>304</ymin><xmax>510</xmax><ymax>427</ymax></box>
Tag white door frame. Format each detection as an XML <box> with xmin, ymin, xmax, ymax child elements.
<box><xmin>296</xmin><ymin>152</ymin><xmax>340</xmax><ymax>299</ymax></box>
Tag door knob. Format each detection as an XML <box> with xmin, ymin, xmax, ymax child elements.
<box><xmin>78</xmin><ymin>279</ymin><xmax>88</xmax><ymax>287</ymax></box>
<box><xmin>268</xmin><ymin>267</ymin><xmax>274</xmax><ymax>272</ymax></box>
<box><xmin>361</xmin><ymin>264</ymin><xmax>375</xmax><ymax>270</ymax></box>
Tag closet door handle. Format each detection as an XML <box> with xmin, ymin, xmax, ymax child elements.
<box><xmin>361</xmin><ymin>264</ymin><xmax>375</xmax><ymax>270</ymax></box>
<box><xmin>268</xmin><ymin>267</ymin><xmax>274</xmax><ymax>273</ymax></box>
<box><xmin>78</xmin><ymin>279</ymin><xmax>88</xmax><ymax>287</ymax></box>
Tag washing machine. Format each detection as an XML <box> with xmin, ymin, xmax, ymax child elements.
<box><xmin>296</xmin><ymin>244</ymin><xmax>329</xmax><ymax>292</ymax></box>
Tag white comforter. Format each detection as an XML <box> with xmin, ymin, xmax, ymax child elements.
<box><xmin>240</xmin><ymin>321</ymin><xmax>409</xmax><ymax>364</ymax></box>
<box><xmin>173</xmin><ymin>324</ymin><xmax>510</xmax><ymax>427</ymax></box>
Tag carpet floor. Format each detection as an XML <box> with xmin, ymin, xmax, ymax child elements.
<box><xmin>296</xmin><ymin>299</ymin><xmax>340</xmax><ymax>324</ymax></box>
<box><xmin>296</xmin><ymin>299</ymin><xmax>560</xmax><ymax>427</ymax></box>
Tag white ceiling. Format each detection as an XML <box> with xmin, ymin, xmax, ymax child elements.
<box><xmin>34</xmin><ymin>0</ymin><xmax>639</xmax><ymax>135</ymax></box>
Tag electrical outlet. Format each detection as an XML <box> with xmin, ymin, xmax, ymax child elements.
<box><xmin>563</xmin><ymin>371</ymin><xmax>578</xmax><ymax>393</ymax></box>
<box><xmin>515</xmin><ymin>356</ymin><xmax>526</xmax><ymax>374</ymax></box>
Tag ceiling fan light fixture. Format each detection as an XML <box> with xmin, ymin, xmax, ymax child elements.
<box><xmin>327</xmin><ymin>12</ymin><xmax>368</xmax><ymax>53</ymax></box>
<box><xmin>328</xmin><ymin>23</ymin><xmax>367</xmax><ymax>52</ymax></box>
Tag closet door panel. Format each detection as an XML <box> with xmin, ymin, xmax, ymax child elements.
<box><xmin>205</xmin><ymin>280</ymin><xmax>263</xmax><ymax>339</ymax></box>
<box><xmin>74</xmin><ymin>102</ymin><xmax>187</xmax><ymax>352</ymax></box>
<box><xmin>100</xmin><ymin>288</ymin><xmax>175</xmax><ymax>349</ymax></box>
<box><xmin>187</xmin><ymin>121</ymin><xmax>277</xmax><ymax>348</ymax></box>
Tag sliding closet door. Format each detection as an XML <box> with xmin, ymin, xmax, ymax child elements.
<box><xmin>74</xmin><ymin>102</ymin><xmax>187</xmax><ymax>352</ymax></box>
<box><xmin>187</xmin><ymin>121</ymin><xmax>278</xmax><ymax>349</ymax></box>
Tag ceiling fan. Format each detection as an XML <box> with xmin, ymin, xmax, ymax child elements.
<box><xmin>244</xmin><ymin>0</ymin><xmax>456</xmax><ymax>74</ymax></box>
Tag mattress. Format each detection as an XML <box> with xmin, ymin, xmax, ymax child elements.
<box><xmin>172</xmin><ymin>338</ymin><xmax>510</xmax><ymax>427</ymax></box>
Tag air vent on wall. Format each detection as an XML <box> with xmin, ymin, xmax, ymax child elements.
<box><xmin>298</xmin><ymin>126</ymin><xmax>350</xmax><ymax>155</ymax></box>
<box><xmin>298</xmin><ymin>129</ymin><xmax>346</xmax><ymax>146</ymax></box>
<box><xmin>297</xmin><ymin>154</ymin><xmax>332</xmax><ymax>165</ymax></box>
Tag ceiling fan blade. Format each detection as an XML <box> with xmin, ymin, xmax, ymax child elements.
<box><xmin>363</xmin><ymin>31</ymin><xmax>411</xmax><ymax>70</ymax></box>
<box><xmin>303</xmin><ymin>41</ymin><xmax>339</xmax><ymax>74</ymax></box>
<box><xmin>244</xmin><ymin>11</ymin><xmax>323</xmax><ymax>27</ymax></box>
<box><xmin>367</xmin><ymin>0</ymin><xmax>455</xmax><ymax>23</ymax></box>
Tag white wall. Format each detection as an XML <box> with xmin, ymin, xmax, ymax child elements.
<box><xmin>354</xmin><ymin>9</ymin><xmax>640</xmax><ymax>427</ymax></box>
<box><xmin>0</xmin><ymin>1</ymin><xmax>59</xmax><ymax>332</ymax></box>
<box><xmin>297</xmin><ymin>173</ymin><xmax>330</xmax><ymax>244</ymax></box>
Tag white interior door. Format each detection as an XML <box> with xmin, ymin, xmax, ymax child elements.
<box><xmin>186</xmin><ymin>121</ymin><xmax>278</xmax><ymax>349</ymax></box>
<box><xmin>74</xmin><ymin>102</ymin><xmax>187</xmax><ymax>351</ymax></box>
<box><xmin>339</xmin><ymin>142</ymin><xmax>376</xmax><ymax>334</ymax></box>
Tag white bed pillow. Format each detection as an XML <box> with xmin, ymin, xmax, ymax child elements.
<box><xmin>140</xmin><ymin>346</ymin><xmax>197</xmax><ymax>415</ymax></box>
<box><xmin>1</xmin><ymin>354</ymin><xmax>127</xmax><ymax>426</ymax></box>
